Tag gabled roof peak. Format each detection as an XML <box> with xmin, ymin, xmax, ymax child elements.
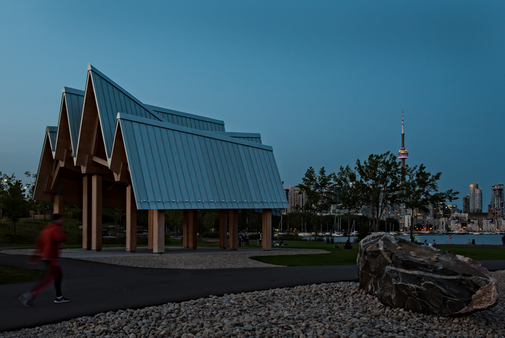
<box><xmin>62</xmin><ymin>87</ymin><xmax>84</xmax><ymax>96</ymax></box>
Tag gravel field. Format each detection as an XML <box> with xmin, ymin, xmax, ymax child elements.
<box><xmin>1</xmin><ymin>250</ymin><xmax>504</xmax><ymax>337</ymax></box>
<box><xmin>1</xmin><ymin>269</ymin><xmax>504</xmax><ymax>337</ymax></box>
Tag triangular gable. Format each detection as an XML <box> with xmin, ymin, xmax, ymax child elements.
<box><xmin>75</xmin><ymin>64</ymin><xmax>165</xmax><ymax>163</ymax></box>
<box><xmin>34</xmin><ymin>127</ymin><xmax>58</xmax><ymax>202</ymax></box>
<box><xmin>144</xmin><ymin>104</ymin><xmax>225</xmax><ymax>132</ymax></box>
<box><xmin>111</xmin><ymin>113</ymin><xmax>288</xmax><ymax>211</ymax></box>
<box><xmin>47</xmin><ymin>126</ymin><xmax>57</xmax><ymax>154</ymax></box>
<box><xmin>54</xmin><ymin>87</ymin><xmax>84</xmax><ymax>162</ymax></box>
<box><xmin>63</xmin><ymin>87</ymin><xmax>84</xmax><ymax>154</ymax></box>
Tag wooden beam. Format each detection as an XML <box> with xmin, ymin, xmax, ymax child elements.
<box><xmin>148</xmin><ymin>210</ymin><xmax>154</xmax><ymax>250</ymax></box>
<box><xmin>53</xmin><ymin>195</ymin><xmax>64</xmax><ymax>214</ymax></box>
<box><xmin>152</xmin><ymin>210</ymin><xmax>165</xmax><ymax>253</ymax></box>
<box><xmin>262</xmin><ymin>209</ymin><xmax>272</xmax><ymax>251</ymax></box>
<box><xmin>91</xmin><ymin>175</ymin><xmax>103</xmax><ymax>251</ymax></box>
<box><xmin>187</xmin><ymin>210</ymin><xmax>198</xmax><ymax>249</ymax></box>
<box><xmin>92</xmin><ymin>156</ymin><xmax>109</xmax><ymax>167</ymax></box>
<box><xmin>182</xmin><ymin>210</ymin><xmax>189</xmax><ymax>248</ymax></box>
<box><xmin>50</xmin><ymin>162</ymin><xmax>63</xmax><ymax>191</ymax></box>
<box><xmin>82</xmin><ymin>175</ymin><xmax>92</xmax><ymax>250</ymax></box>
<box><xmin>113</xmin><ymin>162</ymin><xmax>131</xmax><ymax>184</ymax></box>
<box><xmin>229</xmin><ymin>209</ymin><xmax>239</xmax><ymax>250</ymax></box>
<box><xmin>126</xmin><ymin>185</ymin><xmax>137</xmax><ymax>252</ymax></box>
<box><xmin>219</xmin><ymin>210</ymin><xmax>228</xmax><ymax>249</ymax></box>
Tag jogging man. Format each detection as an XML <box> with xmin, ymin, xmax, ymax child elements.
<box><xmin>18</xmin><ymin>213</ymin><xmax>70</xmax><ymax>307</ymax></box>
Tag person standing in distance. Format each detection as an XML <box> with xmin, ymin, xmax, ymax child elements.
<box><xmin>18</xmin><ymin>213</ymin><xmax>70</xmax><ymax>307</ymax></box>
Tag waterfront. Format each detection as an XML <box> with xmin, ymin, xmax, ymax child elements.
<box><xmin>297</xmin><ymin>234</ymin><xmax>505</xmax><ymax>245</ymax></box>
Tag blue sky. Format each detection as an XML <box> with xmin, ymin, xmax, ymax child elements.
<box><xmin>1</xmin><ymin>1</ymin><xmax>504</xmax><ymax>209</ymax></box>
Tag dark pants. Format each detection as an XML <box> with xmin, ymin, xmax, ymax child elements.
<box><xmin>30</xmin><ymin>260</ymin><xmax>62</xmax><ymax>297</ymax></box>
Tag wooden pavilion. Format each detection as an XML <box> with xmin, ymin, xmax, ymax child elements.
<box><xmin>34</xmin><ymin>65</ymin><xmax>288</xmax><ymax>253</ymax></box>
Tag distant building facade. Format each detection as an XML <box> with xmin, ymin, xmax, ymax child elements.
<box><xmin>469</xmin><ymin>182</ymin><xmax>482</xmax><ymax>213</ymax></box>
<box><xmin>463</xmin><ymin>195</ymin><xmax>469</xmax><ymax>213</ymax></box>
<box><xmin>490</xmin><ymin>184</ymin><xmax>504</xmax><ymax>210</ymax></box>
<box><xmin>285</xmin><ymin>186</ymin><xmax>307</xmax><ymax>213</ymax></box>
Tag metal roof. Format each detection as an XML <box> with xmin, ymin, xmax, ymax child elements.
<box><xmin>219</xmin><ymin>132</ymin><xmax>262</xmax><ymax>144</ymax></box>
<box><xmin>144</xmin><ymin>104</ymin><xmax>225</xmax><ymax>132</ymax></box>
<box><xmin>114</xmin><ymin>113</ymin><xmax>288</xmax><ymax>211</ymax></box>
<box><xmin>46</xmin><ymin>126</ymin><xmax>58</xmax><ymax>152</ymax></box>
<box><xmin>88</xmin><ymin>64</ymin><xmax>164</xmax><ymax>158</ymax></box>
<box><xmin>62</xmin><ymin>87</ymin><xmax>84</xmax><ymax>154</ymax></box>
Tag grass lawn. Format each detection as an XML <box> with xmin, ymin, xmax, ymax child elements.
<box><xmin>438</xmin><ymin>246</ymin><xmax>505</xmax><ymax>261</ymax></box>
<box><xmin>250</xmin><ymin>242</ymin><xmax>505</xmax><ymax>267</ymax></box>
<box><xmin>0</xmin><ymin>265</ymin><xmax>44</xmax><ymax>285</ymax></box>
<box><xmin>250</xmin><ymin>241</ymin><xmax>359</xmax><ymax>266</ymax></box>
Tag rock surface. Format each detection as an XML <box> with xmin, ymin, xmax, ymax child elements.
<box><xmin>357</xmin><ymin>233</ymin><xmax>499</xmax><ymax>316</ymax></box>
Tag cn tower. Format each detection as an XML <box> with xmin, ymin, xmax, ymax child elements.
<box><xmin>398</xmin><ymin>111</ymin><xmax>408</xmax><ymax>168</ymax></box>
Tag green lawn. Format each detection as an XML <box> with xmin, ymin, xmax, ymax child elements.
<box><xmin>250</xmin><ymin>241</ymin><xmax>359</xmax><ymax>266</ymax></box>
<box><xmin>250</xmin><ymin>242</ymin><xmax>505</xmax><ymax>267</ymax></box>
<box><xmin>438</xmin><ymin>246</ymin><xmax>505</xmax><ymax>261</ymax></box>
<box><xmin>0</xmin><ymin>265</ymin><xmax>44</xmax><ymax>285</ymax></box>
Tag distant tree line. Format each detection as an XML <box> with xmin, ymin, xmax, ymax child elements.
<box><xmin>296</xmin><ymin>151</ymin><xmax>458</xmax><ymax>241</ymax></box>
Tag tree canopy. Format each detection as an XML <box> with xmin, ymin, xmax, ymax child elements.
<box><xmin>398</xmin><ymin>164</ymin><xmax>459</xmax><ymax>241</ymax></box>
<box><xmin>356</xmin><ymin>152</ymin><xmax>402</xmax><ymax>231</ymax></box>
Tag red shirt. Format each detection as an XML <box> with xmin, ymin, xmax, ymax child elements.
<box><xmin>36</xmin><ymin>223</ymin><xmax>67</xmax><ymax>259</ymax></box>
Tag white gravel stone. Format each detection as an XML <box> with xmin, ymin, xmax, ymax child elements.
<box><xmin>1</xmin><ymin>271</ymin><xmax>504</xmax><ymax>337</ymax></box>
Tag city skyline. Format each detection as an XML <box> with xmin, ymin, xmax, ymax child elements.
<box><xmin>1</xmin><ymin>1</ymin><xmax>505</xmax><ymax>210</ymax></box>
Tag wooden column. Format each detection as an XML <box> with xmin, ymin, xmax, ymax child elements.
<box><xmin>126</xmin><ymin>185</ymin><xmax>137</xmax><ymax>252</ymax></box>
<box><xmin>53</xmin><ymin>194</ymin><xmax>64</xmax><ymax>214</ymax></box>
<box><xmin>152</xmin><ymin>209</ymin><xmax>165</xmax><ymax>253</ymax></box>
<box><xmin>262</xmin><ymin>209</ymin><xmax>272</xmax><ymax>251</ymax></box>
<box><xmin>229</xmin><ymin>209</ymin><xmax>239</xmax><ymax>250</ymax></box>
<box><xmin>182</xmin><ymin>210</ymin><xmax>189</xmax><ymax>248</ymax></box>
<box><xmin>186</xmin><ymin>210</ymin><xmax>198</xmax><ymax>249</ymax></box>
<box><xmin>219</xmin><ymin>210</ymin><xmax>228</xmax><ymax>249</ymax></box>
<box><xmin>91</xmin><ymin>175</ymin><xmax>102</xmax><ymax>251</ymax></box>
<box><xmin>82</xmin><ymin>176</ymin><xmax>92</xmax><ymax>250</ymax></box>
<box><xmin>148</xmin><ymin>210</ymin><xmax>154</xmax><ymax>250</ymax></box>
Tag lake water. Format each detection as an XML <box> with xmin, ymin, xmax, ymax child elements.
<box><xmin>299</xmin><ymin>234</ymin><xmax>505</xmax><ymax>245</ymax></box>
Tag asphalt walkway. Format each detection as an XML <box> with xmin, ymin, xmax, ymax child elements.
<box><xmin>1</xmin><ymin>249</ymin><xmax>504</xmax><ymax>333</ymax></box>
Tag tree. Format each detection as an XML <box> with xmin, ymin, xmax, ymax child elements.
<box><xmin>398</xmin><ymin>164</ymin><xmax>459</xmax><ymax>242</ymax></box>
<box><xmin>2</xmin><ymin>173</ymin><xmax>29</xmax><ymax>236</ymax></box>
<box><xmin>297</xmin><ymin>167</ymin><xmax>336</xmax><ymax>234</ymax></box>
<box><xmin>356</xmin><ymin>152</ymin><xmax>402</xmax><ymax>233</ymax></box>
<box><xmin>333</xmin><ymin>165</ymin><xmax>362</xmax><ymax>241</ymax></box>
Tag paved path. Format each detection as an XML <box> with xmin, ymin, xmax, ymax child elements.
<box><xmin>0</xmin><ymin>251</ymin><xmax>357</xmax><ymax>332</ymax></box>
<box><xmin>1</xmin><ymin>250</ymin><xmax>504</xmax><ymax>333</ymax></box>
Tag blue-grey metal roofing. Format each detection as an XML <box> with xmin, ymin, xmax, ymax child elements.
<box><xmin>62</xmin><ymin>87</ymin><xmax>84</xmax><ymax>154</ymax></box>
<box><xmin>219</xmin><ymin>132</ymin><xmax>262</xmax><ymax>144</ymax></box>
<box><xmin>144</xmin><ymin>104</ymin><xmax>225</xmax><ymax>132</ymax></box>
<box><xmin>116</xmin><ymin>113</ymin><xmax>288</xmax><ymax>211</ymax></box>
<box><xmin>47</xmin><ymin>126</ymin><xmax>58</xmax><ymax>152</ymax></box>
<box><xmin>88</xmin><ymin>64</ymin><xmax>164</xmax><ymax>159</ymax></box>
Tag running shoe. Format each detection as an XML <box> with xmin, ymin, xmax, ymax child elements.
<box><xmin>54</xmin><ymin>296</ymin><xmax>70</xmax><ymax>304</ymax></box>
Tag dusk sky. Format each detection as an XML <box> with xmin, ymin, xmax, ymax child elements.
<box><xmin>1</xmin><ymin>1</ymin><xmax>504</xmax><ymax>209</ymax></box>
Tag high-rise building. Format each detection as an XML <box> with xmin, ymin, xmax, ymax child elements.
<box><xmin>469</xmin><ymin>182</ymin><xmax>479</xmax><ymax>213</ymax></box>
<box><xmin>490</xmin><ymin>184</ymin><xmax>504</xmax><ymax>210</ymax></box>
<box><xmin>463</xmin><ymin>195</ymin><xmax>469</xmax><ymax>213</ymax></box>
<box><xmin>475</xmin><ymin>188</ymin><xmax>482</xmax><ymax>213</ymax></box>
<box><xmin>285</xmin><ymin>186</ymin><xmax>307</xmax><ymax>213</ymax></box>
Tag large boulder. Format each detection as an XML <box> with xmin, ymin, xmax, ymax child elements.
<box><xmin>357</xmin><ymin>233</ymin><xmax>499</xmax><ymax>316</ymax></box>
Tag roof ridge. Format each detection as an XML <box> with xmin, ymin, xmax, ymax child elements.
<box><xmin>144</xmin><ymin>103</ymin><xmax>225</xmax><ymax>125</ymax></box>
<box><xmin>62</xmin><ymin>87</ymin><xmax>84</xmax><ymax>96</ymax></box>
<box><xmin>87</xmin><ymin>64</ymin><xmax>164</xmax><ymax>122</ymax></box>
<box><xmin>116</xmin><ymin>112</ymin><xmax>273</xmax><ymax>151</ymax></box>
